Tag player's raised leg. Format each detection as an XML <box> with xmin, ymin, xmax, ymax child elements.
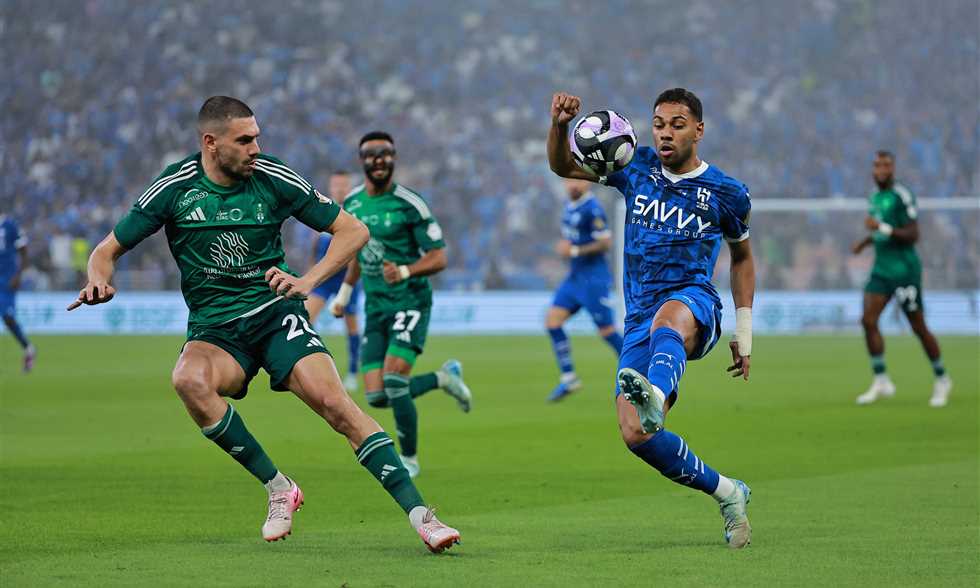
<box><xmin>285</xmin><ymin>352</ymin><xmax>459</xmax><ymax>552</ymax></box>
<box><xmin>617</xmin><ymin>302</ymin><xmax>751</xmax><ymax>548</ymax></box>
<box><xmin>857</xmin><ymin>291</ymin><xmax>896</xmax><ymax>404</ymax></box>
<box><xmin>904</xmin><ymin>308</ymin><xmax>952</xmax><ymax>407</ymax></box>
<box><xmin>545</xmin><ymin>304</ymin><xmax>582</xmax><ymax>401</ymax></box>
<box><xmin>172</xmin><ymin>341</ymin><xmax>301</xmax><ymax>542</ymax></box>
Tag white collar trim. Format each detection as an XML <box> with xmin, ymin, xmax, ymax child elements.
<box><xmin>662</xmin><ymin>160</ymin><xmax>709</xmax><ymax>183</ymax></box>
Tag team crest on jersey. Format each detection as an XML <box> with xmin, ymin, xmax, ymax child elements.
<box><xmin>255</xmin><ymin>202</ymin><xmax>266</xmax><ymax>223</ymax></box>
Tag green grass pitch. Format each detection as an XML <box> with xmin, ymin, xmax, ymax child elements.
<box><xmin>1</xmin><ymin>334</ymin><xmax>977</xmax><ymax>586</ymax></box>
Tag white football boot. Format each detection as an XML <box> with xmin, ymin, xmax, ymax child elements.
<box><xmin>929</xmin><ymin>375</ymin><xmax>952</xmax><ymax>407</ymax></box>
<box><xmin>856</xmin><ymin>375</ymin><xmax>896</xmax><ymax>405</ymax></box>
<box><xmin>262</xmin><ymin>477</ymin><xmax>304</xmax><ymax>542</ymax></box>
<box><xmin>416</xmin><ymin>509</ymin><xmax>461</xmax><ymax>553</ymax></box>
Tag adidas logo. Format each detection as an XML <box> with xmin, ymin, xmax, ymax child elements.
<box><xmin>396</xmin><ymin>331</ymin><xmax>412</xmax><ymax>343</ymax></box>
<box><xmin>380</xmin><ymin>464</ymin><xmax>397</xmax><ymax>481</ymax></box>
<box><xmin>184</xmin><ymin>207</ymin><xmax>206</xmax><ymax>221</ymax></box>
<box><xmin>306</xmin><ymin>337</ymin><xmax>324</xmax><ymax>348</ymax></box>
<box><xmin>229</xmin><ymin>446</ymin><xmax>244</xmax><ymax>456</ymax></box>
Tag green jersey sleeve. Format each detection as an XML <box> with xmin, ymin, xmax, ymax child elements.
<box><xmin>893</xmin><ymin>183</ymin><xmax>918</xmax><ymax>225</ymax></box>
<box><xmin>113</xmin><ymin>160</ymin><xmax>196</xmax><ymax>249</ymax></box>
<box><xmin>412</xmin><ymin>210</ymin><xmax>446</xmax><ymax>251</ymax></box>
<box><xmin>254</xmin><ymin>155</ymin><xmax>341</xmax><ymax>231</ymax></box>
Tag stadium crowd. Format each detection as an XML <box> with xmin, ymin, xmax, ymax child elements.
<box><xmin>3</xmin><ymin>0</ymin><xmax>977</xmax><ymax>292</ymax></box>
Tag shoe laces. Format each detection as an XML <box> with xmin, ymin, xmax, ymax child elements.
<box><xmin>267</xmin><ymin>493</ymin><xmax>290</xmax><ymax>521</ymax></box>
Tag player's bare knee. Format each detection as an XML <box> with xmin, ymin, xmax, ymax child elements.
<box><xmin>620</xmin><ymin>422</ymin><xmax>651</xmax><ymax>448</ymax></box>
<box><xmin>171</xmin><ymin>365</ymin><xmax>213</xmax><ymax>404</ymax></box>
<box><xmin>860</xmin><ymin>313</ymin><xmax>878</xmax><ymax>332</ymax></box>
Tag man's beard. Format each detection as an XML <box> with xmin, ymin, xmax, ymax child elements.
<box><xmin>365</xmin><ymin>163</ymin><xmax>394</xmax><ymax>187</ymax></box>
<box><xmin>875</xmin><ymin>177</ymin><xmax>893</xmax><ymax>190</ymax></box>
<box><xmin>219</xmin><ymin>158</ymin><xmax>251</xmax><ymax>182</ymax></box>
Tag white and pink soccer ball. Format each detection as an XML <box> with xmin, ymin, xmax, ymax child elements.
<box><xmin>571</xmin><ymin>110</ymin><xmax>637</xmax><ymax>176</ymax></box>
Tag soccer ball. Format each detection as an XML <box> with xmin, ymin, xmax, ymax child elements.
<box><xmin>571</xmin><ymin>110</ymin><xmax>636</xmax><ymax>175</ymax></box>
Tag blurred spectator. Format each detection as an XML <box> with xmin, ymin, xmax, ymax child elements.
<box><xmin>2</xmin><ymin>0</ymin><xmax>976</xmax><ymax>291</ymax></box>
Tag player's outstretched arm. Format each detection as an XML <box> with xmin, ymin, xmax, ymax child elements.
<box><xmin>547</xmin><ymin>92</ymin><xmax>599</xmax><ymax>181</ymax></box>
<box><xmin>864</xmin><ymin>216</ymin><xmax>919</xmax><ymax>244</ymax></box>
<box><xmin>268</xmin><ymin>210</ymin><xmax>368</xmax><ymax>299</ymax></box>
<box><xmin>727</xmin><ymin>238</ymin><xmax>755</xmax><ymax>380</ymax></box>
<box><xmin>330</xmin><ymin>257</ymin><xmax>362</xmax><ymax>318</ymax></box>
<box><xmin>382</xmin><ymin>247</ymin><xmax>447</xmax><ymax>284</ymax></box>
<box><xmin>67</xmin><ymin>232</ymin><xmax>127</xmax><ymax>310</ymax></box>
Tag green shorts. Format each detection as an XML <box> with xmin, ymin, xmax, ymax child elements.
<box><xmin>361</xmin><ymin>304</ymin><xmax>432</xmax><ymax>371</ymax></box>
<box><xmin>185</xmin><ymin>298</ymin><xmax>331</xmax><ymax>398</ymax></box>
<box><xmin>865</xmin><ymin>272</ymin><xmax>924</xmax><ymax>313</ymax></box>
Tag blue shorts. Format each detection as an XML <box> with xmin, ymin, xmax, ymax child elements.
<box><xmin>0</xmin><ymin>289</ymin><xmax>14</xmax><ymax>317</ymax></box>
<box><xmin>311</xmin><ymin>277</ymin><xmax>360</xmax><ymax>315</ymax></box>
<box><xmin>615</xmin><ymin>284</ymin><xmax>722</xmax><ymax>402</ymax></box>
<box><xmin>552</xmin><ymin>274</ymin><xmax>615</xmax><ymax>328</ymax></box>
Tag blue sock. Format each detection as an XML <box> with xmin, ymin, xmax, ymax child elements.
<box><xmin>547</xmin><ymin>327</ymin><xmax>575</xmax><ymax>377</ymax></box>
<box><xmin>347</xmin><ymin>333</ymin><xmax>361</xmax><ymax>374</ymax></box>
<box><xmin>629</xmin><ymin>429</ymin><xmax>720</xmax><ymax>494</ymax></box>
<box><xmin>647</xmin><ymin>327</ymin><xmax>686</xmax><ymax>398</ymax></box>
<box><xmin>870</xmin><ymin>354</ymin><xmax>886</xmax><ymax>375</ymax></box>
<box><xmin>4</xmin><ymin>316</ymin><xmax>31</xmax><ymax>349</ymax></box>
<box><xmin>603</xmin><ymin>331</ymin><xmax>624</xmax><ymax>355</ymax></box>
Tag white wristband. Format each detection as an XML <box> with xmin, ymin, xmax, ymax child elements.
<box><xmin>398</xmin><ymin>265</ymin><xmax>411</xmax><ymax>280</ymax></box>
<box><xmin>333</xmin><ymin>282</ymin><xmax>353</xmax><ymax>307</ymax></box>
<box><xmin>733</xmin><ymin>306</ymin><xmax>752</xmax><ymax>357</ymax></box>
<box><xmin>569</xmin><ymin>245</ymin><xmax>581</xmax><ymax>257</ymax></box>
<box><xmin>877</xmin><ymin>222</ymin><xmax>893</xmax><ymax>237</ymax></box>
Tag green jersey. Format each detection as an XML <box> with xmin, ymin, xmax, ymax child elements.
<box><xmin>868</xmin><ymin>182</ymin><xmax>921</xmax><ymax>279</ymax></box>
<box><xmin>113</xmin><ymin>152</ymin><xmax>341</xmax><ymax>329</ymax></box>
<box><xmin>343</xmin><ymin>183</ymin><xmax>445</xmax><ymax>313</ymax></box>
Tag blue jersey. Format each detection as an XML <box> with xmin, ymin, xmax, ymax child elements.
<box><xmin>602</xmin><ymin>146</ymin><xmax>751</xmax><ymax>322</ymax></box>
<box><xmin>0</xmin><ymin>216</ymin><xmax>27</xmax><ymax>287</ymax></box>
<box><xmin>561</xmin><ymin>194</ymin><xmax>612</xmax><ymax>279</ymax></box>
<box><xmin>314</xmin><ymin>232</ymin><xmax>347</xmax><ymax>293</ymax></box>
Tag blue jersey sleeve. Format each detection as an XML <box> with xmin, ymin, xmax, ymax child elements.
<box><xmin>720</xmin><ymin>182</ymin><xmax>752</xmax><ymax>243</ymax></box>
<box><xmin>589</xmin><ymin>202</ymin><xmax>611</xmax><ymax>240</ymax></box>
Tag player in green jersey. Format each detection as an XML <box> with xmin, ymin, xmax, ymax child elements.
<box><xmin>852</xmin><ymin>150</ymin><xmax>952</xmax><ymax>407</ymax></box>
<box><xmin>330</xmin><ymin>131</ymin><xmax>472</xmax><ymax>478</ymax></box>
<box><xmin>67</xmin><ymin>97</ymin><xmax>461</xmax><ymax>552</ymax></box>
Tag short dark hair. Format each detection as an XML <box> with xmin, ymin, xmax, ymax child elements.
<box><xmin>359</xmin><ymin>131</ymin><xmax>394</xmax><ymax>147</ymax></box>
<box><xmin>198</xmin><ymin>96</ymin><xmax>254</xmax><ymax>131</ymax></box>
<box><xmin>875</xmin><ymin>150</ymin><xmax>895</xmax><ymax>161</ymax></box>
<box><xmin>654</xmin><ymin>88</ymin><xmax>703</xmax><ymax>122</ymax></box>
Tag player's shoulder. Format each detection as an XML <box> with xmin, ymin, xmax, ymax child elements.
<box><xmin>252</xmin><ymin>153</ymin><xmax>314</xmax><ymax>195</ymax></box>
<box><xmin>392</xmin><ymin>184</ymin><xmax>433</xmax><ymax>219</ymax></box>
<box><xmin>139</xmin><ymin>153</ymin><xmax>201</xmax><ymax>208</ymax></box>
<box><xmin>700</xmin><ymin>164</ymin><xmax>749</xmax><ymax>198</ymax></box>
<box><xmin>893</xmin><ymin>182</ymin><xmax>916</xmax><ymax>203</ymax></box>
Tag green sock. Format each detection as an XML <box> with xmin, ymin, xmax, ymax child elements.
<box><xmin>384</xmin><ymin>373</ymin><xmax>417</xmax><ymax>457</ymax></box>
<box><xmin>870</xmin><ymin>355</ymin><xmax>886</xmax><ymax>375</ymax></box>
<box><xmin>366</xmin><ymin>390</ymin><xmax>389</xmax><ymax>408</ymax></box>
<box><xmin>931</xmin><ymin>358</ymin><xmax>946</xmax><ymax>377</ymax></box>
<box><xmin>202</xmin><ymin>404</ymin><xmax>278</xmax><ymax>484</ymax></box>
<box><xmin>355</xmin><ymin>432</ymin><xmax>425</xmax><ymax>513</ymax></box>
<box><xmin>410</xmin><ymin>372</ymin><xmax>440</xmax><ymax>399</ymax></box>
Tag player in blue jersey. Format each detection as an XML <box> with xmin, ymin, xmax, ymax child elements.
<box><xmin>548</xmin><ymin>89</ymin><xmax>756</xmax><ymax>548</ymax></box>
<box><xmin>0</xmin><ymin>215</ymin><xmax>36</xmax><ymax>373</ymax></box>
<box><xmin>305</xmin><ymin>170</ymin><xmax>363</xmax><ymax>392</ymax></box>
<box><xmin>546</xmin><ymin>178</ymin><xmax>623</xmax><ymax>401</ymax></box>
